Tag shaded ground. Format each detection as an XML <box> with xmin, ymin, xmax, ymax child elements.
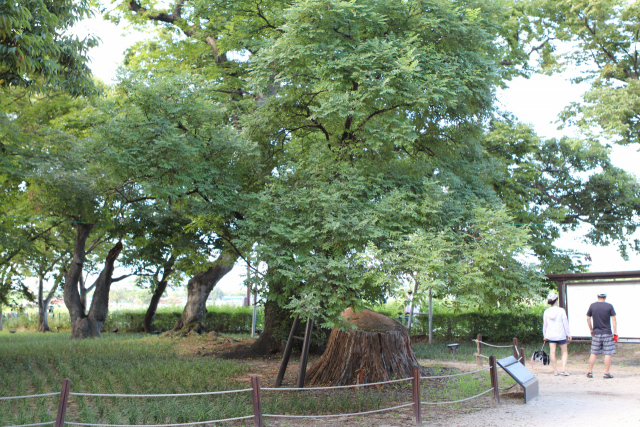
<box><xmin>174</xmin><ymin>336</ymin><xmax>640</xmax><ymax>426</ymax></box>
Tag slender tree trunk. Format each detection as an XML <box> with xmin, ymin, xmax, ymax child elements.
<box><xmin>0</xmin><ymin>304</ymin><xmax>3</xmax><ymax>331</ymax></box>
<box><xmin>144</xmin><ymin>256</ymin><xmax>175</xmax><ymax>333</ymax></box>
<box><xmin>37</xmin><ymin>273</ymin><xmax>60</xmax><ymax>332</ymax></box>
<box><xmin>71</xmin><ymin>241</ymin><xmax>123</xmax><ymax>338</ymax></box>
<box><xmin>172</xmin><ymin>248</ymin><xmax>237</xmax><ymax>333</ymax></box>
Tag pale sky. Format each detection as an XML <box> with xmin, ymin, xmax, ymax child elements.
<box><xmin>74</xmin><ymin>14</ymin><xmax>640</xmax><ymax>295</ymax></box>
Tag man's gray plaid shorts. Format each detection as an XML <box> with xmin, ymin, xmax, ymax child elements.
<box><xmin>591</xmin><ymin>334</ymin><xmax>616</xmax><ymax>355</ymax></box>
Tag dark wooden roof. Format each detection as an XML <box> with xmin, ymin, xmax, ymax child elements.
<box><xmin>546</xmin><ymin>271</ymin><xmax>640</xmax><ymax>281</ymax></box>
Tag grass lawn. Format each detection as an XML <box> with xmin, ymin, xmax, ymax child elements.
<box><xmin>1</xmin><ymin>332</ymin><xmax>499</xmax><ymax>426</ymax></box>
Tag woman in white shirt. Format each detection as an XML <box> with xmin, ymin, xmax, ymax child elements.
<box><xmin>543</xmin><ymin>293</ymin><xmax>572</xmax><ymax>376</ymax></box>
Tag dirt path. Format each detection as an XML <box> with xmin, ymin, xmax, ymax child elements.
<box><xmin>443</xmin><ymin>357</ymin><xmax>640</xmax><ymax>427</ymax></box>
<box><xmin>260</xmin><ymin>345</ymin><xmax>640</xmax><ymax>427</ymax></box>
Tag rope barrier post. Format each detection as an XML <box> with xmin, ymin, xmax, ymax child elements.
<box><xmin>476</xmin><ymin>334</ymin><xmax>482</xmax><ymax>366</ymax></box>
<box><xmin>488</xmin><ymin>356</ymin><xmax>500</xmax><ymax>407</ymax></box>
<box><xmin>412</xmin><ymin>366</ymin><xmax>422</xmax><ymax>427</ymax></box>
<box><xmin>251</xmin><ymin>375</ymin><xmax>263</xmax><ymax>427</ymax></box>
<box><xmin>519</xmin><ymin>347</ymin><xmax>525</xmax><ymax>366</ymax></box>
<box><xmin>512</xmin><ymin>338</ymin><xmax>519</xmax><ymax>360</ymax></box>
<box><xmin>55</xmin><ymin>378</ymin><xmax>71</xmax><ymax>427</ymax></box>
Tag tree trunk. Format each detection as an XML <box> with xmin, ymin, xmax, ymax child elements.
<box><xmin>0</xmin><ymin>304</ymin><xmax>3</xmax><ymax>331</ymax></box>
<box><xmin>63</xmin><ymin>224</ymin><xmax>94</xmax><ymax>326</ymax></box>
<box><xmin>249</xmin><ymin>276</ymin><xmax>294</xmax><ymax>355</ymax></box>
<box><xmin>37</xmin><ymin>273</ymin><xmax>60</xmax><ymax>332</ymax></box>
<box><xmin>172</xmin><ymin>248</ymin><xmax>237</xmax><ymax>333</ymax></box>
<box><xmin>144</xmin><ymin>256</ymin><xmax>175</xmax><ymax>333</ymax></box>
<box><xmin>71</xmin><ymin>241</ymin><xmax>123</xmax><ymax>338</ymax></box>
<box><xmin>79</xmin><ymin>274</ymin><xmax>96</xmax><ymax>314</ymax></box>
<box><xmin>306</xmin><ymin>308</ymin><xmax>422</xmax><ymax>386</ymax></box>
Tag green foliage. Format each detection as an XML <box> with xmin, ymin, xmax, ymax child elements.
<box><xmin>488</xmin><ymin>116</ymin><xmax>640</xmax><ymax>266</ymax></box>
<box><xmin>0</xmin><ymin>0</ymin><xmax>97</xmax><ymax>95</ymax></box>
<box><xmin>520</xmin><ymin>0</ymin><xmax>640</xmax><ymax>144</ymax></box>
<box><xmin>1</xmin><ymin>305</ymin><xmax>265</xmax><ymax>334</ymax></box>
<box><xmin>412</xmin><ymin>311</ymin><xmax>544</xmax><ymax>343</ymax></box>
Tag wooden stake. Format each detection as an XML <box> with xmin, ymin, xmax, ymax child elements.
<box><xmin>488</xmin><ymin>356</ymin><xmax>500</xmax><ymax>407</ymax></box>
<box><xmin>512</xmin><ymin>337</ymin><xmax>519</xmax><ymax>360</ymax></box>
<box><xmin>55</xmin><ymin>378</ymin><xmax>71</xmax><ymax>427</ymax></box>
<box><xmin>428</xmin><ymin>287</ymin><xmax>433</xmax><ymax>344</ymax></box>
<box><xmin>296</xmin><ymin>317</ymin><xmax>314</xmax><ymax>388</ymax></box>
<box><xmin>519</xmin><ymin>347</ymin><xmax>525</xmax><ymax>366</ymax></box>
<box><xmin>476</xmin><ymin>334</ymin><xmax>483</xmax><ymax>366</ymax></box>
<box><xmin>274</xmin><ymin>316</ymin><xmax>301</xmax><ymax>387</ymax></box>
<box><xmin>412</xmin><ymin>365</ymin><xmax>422</xmax><ymax>426</ymax></box>
<box><xmin>251</xmin><ymin>375</ymin><xmax>263</xmax><ymax>427</ymax></box>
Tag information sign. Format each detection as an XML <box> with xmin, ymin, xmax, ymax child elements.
<box><xmin>497</xmin><ymin>356</ymin><xmax>539</xmax><ymax>403</ymax></box>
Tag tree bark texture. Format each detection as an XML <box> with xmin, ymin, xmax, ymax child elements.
<box><xmin>63</xmin><ymin>224</ymin><xmax>94</xmax><ymax>325</ymax></box>
<box><xmin>249</xmin><ymin>278</ymin><xmax>295</xmax><ymax>355</ymax></box>
<box><xmin>172</xmin><ymin>248</ymin><xmax>237</xmax><ymax>333</ymax></box>
<box><xmin>306</xmin><ymin>308</ymin><xmax>421</xmax><ymax>386</ymax></box>
<box><xmin>71</xmin><ymin>241</ymin><xmax>123</xmax><ymax>338</ymax></box>
<box><xmin>62</xmin><ymin>224</ymin><xmax>123</xmax><ymax>339</ymax></box>
<box><xmin>37</xmin><ymin>273</ymin><xmax>60</xmax><ymax>332</ymax></box>
<box><xmin>144</xmin><ymin>256</ymin><xmax>175</xmax><ymax>333</ymax></box>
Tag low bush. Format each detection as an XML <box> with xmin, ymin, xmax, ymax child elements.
<box><xmin>411</xmin><ymin>311</ymin><xmax>544</xmax><ymax>344</ymax></box>
<box><xmin>1</xmin><ymin>305</ymin><xmax>264</xmax><ymax>334</ymax></box>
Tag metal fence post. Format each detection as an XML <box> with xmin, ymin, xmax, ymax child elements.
<box><xmin>55</xmin><ymin>378</ymin><xmax>71</xmax><ymax>427</ymax></box>
<box><xmin>488</xmin><ymin>356</ymin><xmax>500</xmax><ymax>407</ymax></box>
<box><xmin>519</xmin><ymin>347</ymin><xmax>525</xmax><ymax>366</ymax></box>
<box><xmin>251</xmin><ymin>375</ymin><xmax>263</xmax><ymax>427</ymax></box>
<box><xmin>412</xmin><ymin>366</ymin><xmax>422</xmax><ymax>427</ymax></box>
<box><xmin>512</xmin><ymin>338</ymin><xmax>519</xmax><ymax>360</ymax></box>
<box><xmin>476</xmin><ymin>334</ymin><xmax>483</xmax><ymax>366</ymax></box>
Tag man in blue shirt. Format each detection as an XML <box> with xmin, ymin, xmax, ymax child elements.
<box><xmin>586</xmin><ymin>292</ymin><xmax>617</xmax><ymax>379</ymax></box>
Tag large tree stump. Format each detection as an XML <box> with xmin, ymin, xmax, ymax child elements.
<box><xmin>306</xmin><ymin>308</ymin><xmax>421</xmax><ymax>386</ymax></box>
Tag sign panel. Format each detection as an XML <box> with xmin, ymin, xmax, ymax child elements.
<box><xmin>566</xmin><ymin>280</ymin><xmax>640</xmax><ymax>338</ymax></box>
<box><xmin>497</xmin><ymin>356</ymin><xmax>539</xmax><ymax>403</ymax></box>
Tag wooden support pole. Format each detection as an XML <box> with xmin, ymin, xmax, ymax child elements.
<box><xmin>55</xmin><ymin>378</ymin><xmax>71</xmax><ymax>427</ymax></box>
<box><xmin>428</xmin><ymin>287</ymin><xmax>433</xmax><ymax>344</ymax></box>
<box><xmin>476</xmin><ymin>334</ymin><xmax>483</xmax><ymax>366</ymax></box>
<box><xmin>512</xmin><ymin>338</ymin><xmax>519</xmax><ymax>360</ymax></box>
<box><xmin>489</xmin><ymin>356</ymin><xmax>500</xmax><ymax>407</ymax></box>
<box><xmin>412</xmin><ymin>365</ymin><xmax>422</xmax><ymax>427</ymax></box>
<box><xmin>296</xmin><ymin>317</ymin><xmax>314</xmax><ymax>388</ymax></box>
<box><xmin>251</xmin><ymin>375</ymin><xmax>263</xmax><ymax>427</ymax></box>
<box><xmin>519</xmin><ymin>347</ymin><xmax>525</xmax><ymax>366</ymax></box>
<box><xmin>274</xmin><ymin>316</ymin><xmax>301</xmax><ymax>387</ymax></box>
<box><xmin>558</xmin><ymin>280</ymin><xmax>565</xmax><ymax>309</ymax></box>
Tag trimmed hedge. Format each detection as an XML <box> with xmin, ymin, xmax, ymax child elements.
<box><xmin>102</xmin><ymin>307</ymin><xmax>264</xmax><ymax>334</ymax></box>
<box><xmin>411</xmin><ymin>312</ymin><xmax>544</xmax><ymax>344</ymax></box>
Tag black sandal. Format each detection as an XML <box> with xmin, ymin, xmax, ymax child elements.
<box><xmin>603</xmin><ymin>373</ymin><xmax>614</xmax><ymax>379</ymax></box>
<box><xmin>587</xmin><ymin>372</ymin><xmax>593</xmax><ymax>378</ymax></box>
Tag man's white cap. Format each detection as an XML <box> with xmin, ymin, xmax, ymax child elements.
<box><xmin>548</xmin><ymin>293</ymin><xmax>559</xmax><ymax>301</ymax></box>
<box><xmin>597</xmin><ymin>291</ymin><xmax>607</xmax><ymax>297</ymax></box>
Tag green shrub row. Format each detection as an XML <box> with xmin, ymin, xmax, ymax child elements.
<box><xmin>103</xmin><ymin>307</ymin><xmax>264</xmax><ymax>333</ymax></box>
<box><xmin>410</xmin><ymin>312</ymin><xmax>544</xmax><ymax>344</ymax></box>
<box><xmin>1</xmin><ymin>306</ymin><xmax>264</xmax><ymax>334</ymax></box>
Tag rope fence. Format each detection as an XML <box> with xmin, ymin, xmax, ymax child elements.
<box><xmin>62</xmin><ymin>417</ymin><xmax>254</xmax><ymax>427</ymax></box>
<box><xmin>0</xmin><ymin>393</ymin><xmax>60</xmax><ymax>401</ymax></box>
<box><xmin>474</xmin><ymin>334</ymin><xmax>526</xmax><ymax>372</ymax></box>
<box><xmin>2</xmin><ymin>342</ymin><xmax>520</xmax><ymax>427</ymax></box>
<box><xmin>263</xmin><ymin>402</ymin><xmax>415</xmax><ymax>419</ymax></box>
<box><xmin>68</xmin><ymin>390</ymin><xmax>252</xmax><ymax>398</ymax></box>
